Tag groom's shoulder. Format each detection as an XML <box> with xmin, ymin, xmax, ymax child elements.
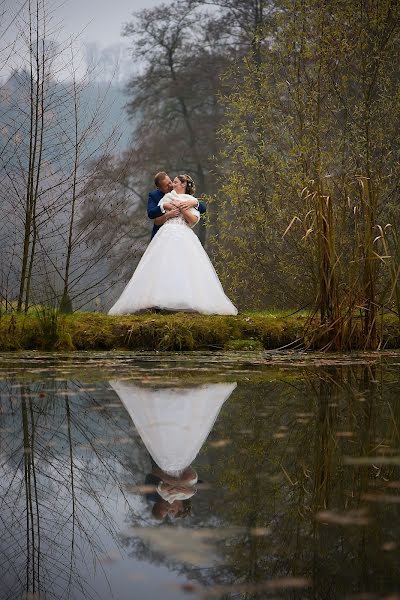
<box><xmin>149</xmin><ymin>188</ymin><xmax>164</xmax><ymax>201</ymax></box>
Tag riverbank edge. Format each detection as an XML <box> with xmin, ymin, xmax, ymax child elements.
<box><xmin>1</xmin><ymin>312</ymin><xmax>400</xmax><ymax>352</ymax></box>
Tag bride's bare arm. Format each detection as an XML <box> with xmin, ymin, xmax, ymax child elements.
<box><xmin>180</xmin><ymin>206</ymin><xmax>199</xmax><ymax>226</ymax></box>
<box><xmin>177</xmin><ymin>198</ymin><xmax>198</xmax><ymax>210</ymax></box>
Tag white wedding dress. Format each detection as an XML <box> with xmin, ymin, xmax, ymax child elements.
<box><xmin>108</xmin><ymin>191</ymin><xmax>237</xmax><ymax>315</ymax></box>
<box><xmin>108</xmin><ymin>381</ymin><xmax>237</xmax><ymax>476</ymax></box>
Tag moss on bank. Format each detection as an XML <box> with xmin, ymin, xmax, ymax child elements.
<box><xmin>1</xmin><ymin>311</ymin><xmax>399</xmax><ymax>351</ymax></box>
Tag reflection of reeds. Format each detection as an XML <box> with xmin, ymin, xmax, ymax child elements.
<box><xmin>208</xmin><ymin>364</ymin><xmax>399</xmax><ymax>597</ymax></box>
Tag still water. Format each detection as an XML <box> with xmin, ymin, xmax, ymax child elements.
<box><xmin>1</xmin><ymin>351</ymin><xmax>400</xmax><ymax>600</ymax></box>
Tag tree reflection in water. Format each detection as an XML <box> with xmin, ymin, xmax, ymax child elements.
<box><xmin>0</xmin><ymin>361</ymin><xmax>400</xmax><ymax>600</ymax></box>
<box><xmin>198</xmin><ymin>363</ymin><xmax>400</xmax><ymax>598</ymax></box>
<box><xmin>0</xmin><ymin>379</ymin><xmax>143</xmax><ymax>600</ymax></box>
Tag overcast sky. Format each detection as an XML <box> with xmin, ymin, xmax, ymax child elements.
<box><xmin>58</xmin><ymin>0</ymin><xmax>162</xmax><ymax>48</ymax></box>
<box><xmin>2</xmin><ymin>0</ymin><xmax>169</xmax><ymax>81</ymax></box>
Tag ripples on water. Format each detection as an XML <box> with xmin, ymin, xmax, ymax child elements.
<box><xmin>0</xmin><ymin>351</ymin><xmax>400</xmax><ymax>600</ymax></box>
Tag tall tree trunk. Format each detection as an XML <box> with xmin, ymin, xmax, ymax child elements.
<box><xmin>61</xmin><ymin>72</ymin><xmax>80</xmax><ymax>313</ymax></box>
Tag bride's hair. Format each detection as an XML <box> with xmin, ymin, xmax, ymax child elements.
<box><xmin>177</xmin><ymin>174</ymin><xmax>196</xmax><ymax>195</ymax></box>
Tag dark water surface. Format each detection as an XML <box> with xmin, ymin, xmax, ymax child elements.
<box><xmin>1</xmin><ymin>351</ymin><xmax>400</xmax><ymax>600</ymax></box>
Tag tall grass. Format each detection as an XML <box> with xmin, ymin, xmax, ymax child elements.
<box><xmin>33</xmin><ymin>306</ymin><xmax>68</xmax><ymax>350</ymax></box>
<box><xmin>377</xmin><ymin>223</ymin><xmax>400</xmax><ymax>321</ymax></box>
<box><xmin>286</xmin><ymin>176</ymin><xmax>391</xmax><ymax>351</ymax></box>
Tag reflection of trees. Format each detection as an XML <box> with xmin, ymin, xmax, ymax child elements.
<box><xmin>199</xmin><ymin>365</ymin><xmax>400</xmax><ymax>598</ymax></box>
<box><xmin>0</xmin><ymin>379</ymin><xmax>148</xmax><ymax>600</ymax></box>
<box><xmin>2</xmin><ymin>366</ymin><xmax>400</xmax><ymax>599</ymax></box>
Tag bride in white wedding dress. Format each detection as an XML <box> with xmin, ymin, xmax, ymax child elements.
<box><xmin>108</xmin><ymin>174</ymin><xmax>237</xmax><ymax>315</ymax></box>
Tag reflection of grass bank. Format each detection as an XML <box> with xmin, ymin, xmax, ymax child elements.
<box><xmin>0</xmin><ymin>310</ymin><xmax>400</xmax><ymax>351</ymax></box>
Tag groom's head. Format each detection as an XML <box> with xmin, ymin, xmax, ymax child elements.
<box><xmin>155</xmin><ymin>172</ymin><xmax>173</xmax><ymax>194</ymax></box>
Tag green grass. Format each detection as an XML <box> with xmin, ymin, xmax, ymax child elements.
<box><xmin>0</xmin><ymin>309</ymin><xmax>399</xmax><ymax>352</ymax></box>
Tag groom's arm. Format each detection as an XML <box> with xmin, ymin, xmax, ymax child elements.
<box><xmin>147</xmin><ymin>192</ymin><xmax>165</xmax><ymax>220</ymax></box>
<box><xmin>198</xmin><ymin>200</ymin><xmax>206</xmax><ymax>215</ymax></box>
<box><xmin>154</xmin><ymin>206</ymin><xmax>180</xmax><ymax>225</ymax></box>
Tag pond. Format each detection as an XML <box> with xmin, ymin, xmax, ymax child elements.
<box><xmin>1</xmin><ymin>350</ymin><xmax>400</xmax><ymax>600</ymax></box>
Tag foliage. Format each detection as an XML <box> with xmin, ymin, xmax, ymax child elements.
<box><xmin>211</xmin><ymin>0</ymin><xmax>400</xmax><ymax>349</ymax></box>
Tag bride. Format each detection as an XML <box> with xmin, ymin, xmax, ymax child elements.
<box><xmin>108</xmin><ymin>174</ymin><xmax>237</xmax><ymax>315</ymax></box>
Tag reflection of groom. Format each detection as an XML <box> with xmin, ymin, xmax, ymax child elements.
<box><xmin>145</xmin><ymin>461</ymin><xmax>199</xmax><ymax>520</ymax></box>
<box><xmin>147</xmin><ymin>171</ymin><xmax>207</xmax><ymax>239</ymax></box>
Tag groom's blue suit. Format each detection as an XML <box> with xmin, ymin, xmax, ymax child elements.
<box><xmin>147</xmin><ymin>189</ymin><xmax>207</xmax><ymax>239</ymax></box>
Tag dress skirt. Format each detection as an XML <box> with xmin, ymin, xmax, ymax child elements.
<box><xmin>108</xmin><ymin>220</ymin><xmax>237</xmax><ymax>315</ymax></box>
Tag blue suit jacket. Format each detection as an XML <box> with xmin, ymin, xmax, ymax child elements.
<box><xmin>147</xmin><ymin>189</ymin><xmax>207</xmax><ymax>239</ymax></box>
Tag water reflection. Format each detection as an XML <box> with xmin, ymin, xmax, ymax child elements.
<box><xmin>1</xmin><ymin>358</ymin><xmax>400</xmax><ymax>599</ymax></box>
<box><xmin>0</xmin><ymin>377</ymin><xmax>237</xmax><ymax>599</ymax></box>
<box><xmin>109</xmin><ymin>381</ymin><xmax>236</xmax><ymax>521</ymax></box>
<box><xmin>0</xmin><ymin>380</ymin><xmax>133</xmax><ymax>600</ymax></box>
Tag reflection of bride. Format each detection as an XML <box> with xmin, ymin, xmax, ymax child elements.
<box><xmin>108</xmin><ymin>381</ymin><xmax>236</xmax><ymax>519</ymax></box>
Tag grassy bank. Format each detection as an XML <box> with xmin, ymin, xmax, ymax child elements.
<box><xmin>1</xmin><ymin>310</ymin><xmax>400</xmax><ymax>352</ymax></box>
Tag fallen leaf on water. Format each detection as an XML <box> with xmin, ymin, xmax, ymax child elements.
<box><xmin>315</xmin><ymin>508</ymin><xmax>370</xmax><ymax>526</ymax></box>
<box><xmin>250</xmin><ymin>527</ymin><xmax>271</xmax><ymax>537</ymax></box>
<box><xmin>180</xmin><ymin>583</ymin><xmax>197</xmax><ymax>593</ymax></box>
<box><xmin>174</xmin><ymin>577</ymin><xmax>312</xmax><ymax>598</ymax></box>
<box><xmin>209</xmin><ymin>439</ymin><xmax>231</xmax><ymax>448</ymax></box>
<box><xmin>345</xmin><ymin>594</ymin><xmax>375</xmax><ymax>600</ymax></box>
<box><xmin>335</xmin><ymin>431</ymin><xmax>354</xmax><ymax>437</ymax></box>
<box><xmin>382</xmin><ymin>541</ymin><xmax>398</xmax><ymax>551</ymax></box>
<box><xmin>344</xmin><ymin>456</ymin><xmax>400</xmax><ymax>466</ymax></box>
<box><xmin>362</xmin><ymin>492</ymin><xmax>400</xmax><ymax>504</ymax></box>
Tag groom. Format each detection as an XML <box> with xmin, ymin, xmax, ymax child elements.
<box><xmin>147</xmin><ymin>171</ymin><xmax>206</xmax><ymax>239</ymax></box>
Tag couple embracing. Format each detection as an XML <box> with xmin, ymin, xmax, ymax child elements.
<box><xmin>108</xmin><ymin>171</ymin><xmax>237</xmax><ymax>315</ymax></box>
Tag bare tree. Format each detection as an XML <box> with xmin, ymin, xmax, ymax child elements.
<box><xmin>0</xmin><ymin>0</ymin><xmax>134</xmax><ymax>313</ymax></box>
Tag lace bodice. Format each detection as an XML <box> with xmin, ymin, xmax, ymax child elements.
<box><xmin>165</xmin><ymin>212</ymin><xmax>189</xmax><ymax>227</ymax></box>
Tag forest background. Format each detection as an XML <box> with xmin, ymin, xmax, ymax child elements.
<box><xmin>1</xmin><ymin>0</ymin><xmax>400</xmax><ymax>350</ymax></box>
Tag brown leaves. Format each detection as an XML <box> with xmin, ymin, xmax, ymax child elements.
<box><xmin>315</xmin><ymin>508</ymin><xmax>370</xmax><ymax>526</ymax></box>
